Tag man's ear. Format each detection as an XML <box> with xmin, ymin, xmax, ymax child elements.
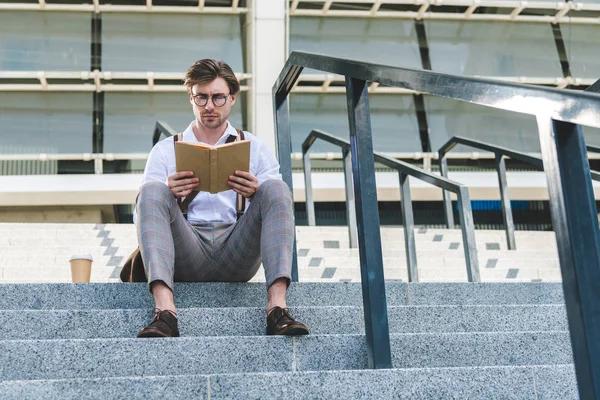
<box><xmin>230</xmin><ymin>93</ymin><xmax>236</xmax><ymax>106</ymax></box>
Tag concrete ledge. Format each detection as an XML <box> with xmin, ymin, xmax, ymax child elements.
<box><xmin>2</xmin><ymin>171</ymin><xmax>597</xmax><ymax>206</ymax></box>
<box><xmin>0</xmin><ymin>282</ymin><xmax>565</xmax><ymax>310</ymax></box>
<box><xmin>0</xmin><ymin>332</ymin><xmax>571</xmax><ymax>380</ymax></box>
<box><xmin>0</xmin><ymin>305</ymin><xmax>567</xmax><ymax>340</ymax></box>
<box><xmin>0</xmin><ymin>365</ymin><xmax>577</xmax><ymax>400</ymax></box>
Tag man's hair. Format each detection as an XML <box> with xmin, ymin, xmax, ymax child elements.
<box><xmin>184</xmin><ymin>59</ymin><xmax>240</xmax><ymax>95</ymax></box>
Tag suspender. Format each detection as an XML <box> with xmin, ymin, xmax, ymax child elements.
<box><xmin>174</xmin><ymin>129</ymin><xmax>246</xmax><ymax>221</ymax></box>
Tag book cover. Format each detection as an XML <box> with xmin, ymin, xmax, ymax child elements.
<box><xmin>175</xmin><ymin>140</ymin><xmax>251</xmax><ymax>194</ymax></box>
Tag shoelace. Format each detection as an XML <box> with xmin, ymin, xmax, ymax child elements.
<box><xmin>151</xmin><ymin>308</ymin><xmax>178</xmax><ymax>323</ymax></box>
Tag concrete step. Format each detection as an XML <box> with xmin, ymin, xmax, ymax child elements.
<box><xmin>0</xmin><ymin>282</ymin><xmax>565</xmax><ymax>310</ymax></box>
<box><xmin>0</xmin><ymin>304</ymin><xmax>567</xmax><ymax>340</ymax></box>
<box><xmin>0</xmin><ymin>364</ymin><xmax>576</xmax><ymax>400</ymax></box>
<box><xmin>0</xmin><ymin>331</ymin><xmax>572</xmax><ymax>381</ymax></box>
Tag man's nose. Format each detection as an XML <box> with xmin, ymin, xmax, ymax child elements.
<box><xmin>204</xmin><ymin>100</ymin><xmax>215</xmax><ymax>111</ymax></box>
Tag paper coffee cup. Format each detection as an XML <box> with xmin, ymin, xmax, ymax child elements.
<box><xmin>69</xmin><ymin>254</ymin><xmax>93</xmax><ymax>283</ymax></box>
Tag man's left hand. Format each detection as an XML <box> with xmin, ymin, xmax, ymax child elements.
<box><xmin>228</xmin><ymin>171</ymin><xmax>259</xmax><ymax>199</ymax></box>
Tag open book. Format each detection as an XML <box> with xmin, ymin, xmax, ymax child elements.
<box><xmin>175</xmin><ymin>140</ymin><xmax>251</xmax><ymax>194</ymax></box>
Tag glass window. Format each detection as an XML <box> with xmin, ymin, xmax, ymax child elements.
<box><xmin>290</xmin><ymin>93</ymin><xmax>421</xmax><ymax>153</ymax></box>
<box><xmin>102</xmin><ymin>14</ymin><xmax>244</xmax><ymax>72</ymax></box>
<box><xmin>584</xmin><ymin>127</ymin><xmax>600</xmax><ymax>147</ymax></box>
<box><xmin>425</xmin><ymin>21</ymin><xmax>562</xmax><ymax>77</ymax></box>
<box><xmin>561</xmin><ymin>25</ymin><xmax>600</xmax><ymax>79</ymax></box>
<box><xmin>0</xmin><ymin>93</ymin><xmax>92</xmax><ymax>153</ymax></box>
<box><xmin>425</xmin><ymin>96</ymin><xmax>540</xmax><ymax>152</ymax></box>
<box><xmin>290</xmin><ymin>17</ymin><xmax>422</xmax><ymax>75</ymax></box>
<box><xmin>0</xmin><ymin>11</ymin><xmax>90</xmax><ymax>71</ymax></box>
<box><xmin>103</xmin><ymin>92</ymin><xmax>244</xmax><ymax>153</ymax></box>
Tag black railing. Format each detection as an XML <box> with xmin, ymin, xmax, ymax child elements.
<box><xmin>438</xmin><ymin>136</ymin><xmax>600</xmax><ymax>251</ymax></box>
<box><xmin>303</xmin><ymin>129</ymin><xmax>480</xmax><ymax>283</ymax></box>
<box><xmin>273</xmin><ymin>51</ymin><xmax>600</xmax><ymax>395</ymax></box>
<box><xmin>152</xmin><ymin>120</ymin><xmax>177</xmax><ymax>145</ymax></box>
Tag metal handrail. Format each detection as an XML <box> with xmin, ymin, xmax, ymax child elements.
<box><xmin>438</xmin><ymin>136</ymin><xmax>600</xmax><ymax>250</ymax></box>
<box><xmin>587</xmin><ymin>145</ymin><xmax>600</xmax><ymax>155</ymax></box>
<box><xmin>303</xmin><ymin>129</ymin><xmax>480</xmax><ymax>284</ymax></box>
<box><xmin>274</xmin><ymin>52</ymin><xmax>600</xmax><ymax>389</ymax></box>
<box><xmin>153</xmin><ymin>120</ymin><xmax>178</xmax><ymax>145</ymax></box>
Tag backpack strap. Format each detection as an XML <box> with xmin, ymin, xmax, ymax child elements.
<box><xmin>174</xmin><ymin>129</ymin><xmax>246</xmax><ymax>221</ymax></box>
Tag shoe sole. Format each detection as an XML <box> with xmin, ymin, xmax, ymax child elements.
<box><xmin>137</xmin><ymin>328</ymin><xmax>178</xmax><ymax>338</ymax></box>
<box><xmin>270</xmin><ymin>325</ymin><xmax>310</xmax><ymax>336</ymax></box>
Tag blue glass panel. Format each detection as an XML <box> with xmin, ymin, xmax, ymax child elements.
<box><xmin>0</xmin><ymin>93</ymin><xmax>92</xmax><ymax>153</ymax></box>
<box><xmin>103</xmin><ymin>92</ymin><xmax>244</xmax><ymax>153</ymax></box>
<box><xmin>290</xmin><ymin>17</ymin><xmax>421</xmax><ymax>75</ymax></box>
<box><xmin>102</xmin><ymin>14</ymin><xmax>244</xmax><ymax>72</ymax></box>
<box><xmin>425</xmin><ymin>21</ymin><xmax>562</xmax><ymax>77</ymax></box>
<box><xmin>0</xmin><ymin>11</ymin><xmax>90</xmax><ymax>71</ymax></box>
<box><xmin>425</xmin><ymin>96</ymin><xmax>540</xmax><ymax>152</ymax></box>
<box><xmin>290</xmin><ymin>93</ymin><xmax>421</xmax><ymax>153</ymax></box>
<box><xmin>561</xmin><ymin>25</ymin><xmax>600</xmax><ymax>79</ymax></box>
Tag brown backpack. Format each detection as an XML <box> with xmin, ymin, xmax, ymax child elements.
<box><xmin>120</xmin><ymin>129</ymin><xmax>246</xmax><ymax>282</ymax></box>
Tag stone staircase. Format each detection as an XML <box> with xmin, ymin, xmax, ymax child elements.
<box><xmin>0</xmin><ymin>282</ymin><xmax>577</xmax><ymax>399</ymax></box>
<box><xmin>0</xmin><ymin>223</ymin><xmax>576</xmax><ymax>398</ymax></box>
<box><xmin>0</xmin><ymin>223</ymin><xmax>561</xmax><ymax>284</ymax></box>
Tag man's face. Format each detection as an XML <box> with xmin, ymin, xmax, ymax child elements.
<box><xmin>189</xmin><ymin>77</ymin><xmax>236</xmax><ymax>130</ymax></box>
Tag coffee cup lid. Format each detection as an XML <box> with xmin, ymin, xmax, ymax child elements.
<box><xmin>69</xmin><ymin>254</ymin><xmax>93</xmax><ymax>262</ymax></box>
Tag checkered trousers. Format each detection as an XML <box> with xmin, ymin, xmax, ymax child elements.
<box><xmin>135</xmin><ymin>179</ymin><xmax>294</xmax><ymax>291</ymax></box>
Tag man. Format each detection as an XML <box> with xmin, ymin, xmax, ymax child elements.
<box><xmin>134</xmin><ymin>59</ymin><xmax>309</xmax><ymax>338</ymax></box>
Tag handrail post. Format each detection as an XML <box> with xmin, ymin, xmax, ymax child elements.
<box><xmin>342</xmin><ymin>148</ymin><xmax>358</xmax><ymax>248</ymax></box>
<box><xmin>495</xmin><ymin>154</ymin><xmax>517</xmax><ymax>250</ymax></box>
<box><xmin>456</xmin><ymin>186</ymin><xmax>480</xmax><ymax>282</ymax></box>
<box><xmin>303</xmin><ymin>151</ymin><xmax>316</xmax><ymax>226</ymax></box>
<box><xmin>399</xmin><ymin>172</ymin><xmax>418</xmax><ymax>282</ymax></box>
<box><xmin>274</xmin><ymin>94</ymin><xmax>299</xmax><ymax>282</ymax></box>
<box><xmin>345</xmin><ymin>76</ymin><xmax>392</xmax><ymax>369</ymax></box>
<box><xmin>537</xmin><ymin>116</ymin><xmax>600</xmax><ymax>398</ymax></box>
<box><xmin>439</xmin><ymin>155</ymin><xmax>455</xmax><ymax>229</ymax></box>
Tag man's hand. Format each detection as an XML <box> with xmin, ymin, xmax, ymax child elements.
<box><xmin>167</xmin><ymin>171</ymin><xmax>199</xmax><ymax>199</ymax></box>
<box><xmin>228</xmin><ymin>170</ymin><xmax>258</xmax><ymax>199</ymax></box>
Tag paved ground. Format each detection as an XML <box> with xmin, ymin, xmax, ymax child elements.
<box><xmin>0</xmin><ymin>223</ymin><xmax>561</xmax><ymax>284</ymax></box>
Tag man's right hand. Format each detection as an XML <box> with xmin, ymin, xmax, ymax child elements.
<box><xmin>167</xmin><ymin>171</ymin><xmax>199</xmax><ymax>199</ymax></box>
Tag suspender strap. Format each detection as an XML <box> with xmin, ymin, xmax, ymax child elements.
<box><xmin>174</xmin><ymin>129</ymin><xmax>246</xmax><ymax>221</ymax></box>
<box><xmin>234</xmin><ymin>128</ymin><xmax>246</xmax><ymax>220</ymax></box>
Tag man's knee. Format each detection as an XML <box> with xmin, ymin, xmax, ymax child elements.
<box><xmin>137</xmin><ymin>182</ymin><xmax>174</xmax><ymax>207</ymax></box>
<box><xmin>256</xmin><ymin>179</ymin><xmax>292</xmax><ymax>207</ymax></box>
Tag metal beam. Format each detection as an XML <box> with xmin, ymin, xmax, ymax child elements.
<box><xmin>537</xmin><ymin>116</ymin><xmax>600</xmax><ymax>399</ymax></box>
<box><xmin>345</xmin><ymin>77</ymin><xmax>392</xmax><ymax>369</ymax></box>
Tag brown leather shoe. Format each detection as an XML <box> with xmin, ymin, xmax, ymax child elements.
<box><xmin>266</xmin><ymin>307</ymin><xmax>309</xmax><ymax>336</ymax></box>
<box><xmin>137</xmin><ymin>309</ymin><xmax>180</xmax><ymax>338</ymax></box>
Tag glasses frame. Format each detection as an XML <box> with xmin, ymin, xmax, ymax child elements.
<box><xmin>192</xmin><ymin>93</ymin><xmax>231</xmax><ymax>108</ymax></box>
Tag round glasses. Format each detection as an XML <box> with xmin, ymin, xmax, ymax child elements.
<box><xmin>192</xmin><ymin>93</ymin><xmax>230</xmax><ymax>108</ymax></box>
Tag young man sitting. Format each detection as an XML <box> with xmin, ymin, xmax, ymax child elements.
<box><xmin>134</xmin><ymin>59</ymin><xmax>309</xmax><ymax>338</ymax></box>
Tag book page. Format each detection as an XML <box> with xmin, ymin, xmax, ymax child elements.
<box><xmin>174</xmin><ymin>142</ymin><xmax>211</xmax><ymax>193</ymax></box>
<box><xmin>215</xmin><ymin>140</ymin><xmax>251</xmax><ymax>193</ymax></box>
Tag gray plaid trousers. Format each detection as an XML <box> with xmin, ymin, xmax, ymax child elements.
<box><xmin>136</xmin><ymin>179</ymin><xmax>294</xmax><ymax>291</ymax></box>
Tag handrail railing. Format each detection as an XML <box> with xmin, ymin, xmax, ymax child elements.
<box><xmin>153</xmin><ymin>120</ymin><xmax>178</xmax><ymax>145</ymax></box>
<box><xmin>273</xmin><ymin>51</ymin><xmax>600</xmax><ymax>391</ymax></box>
<box><xmin>587</xmin><ymin>144</ymin><xmax>600</xmax><ymax>155</ymax></box>
<box><xmin>438</xmin><ymin>136</ymin><xmax>600</xmax><ymax>250</ymax></box>
<box><xmin>303</xmin><ymin>129</ymin><xmax>480</xmax><ymax>283</ymax></box>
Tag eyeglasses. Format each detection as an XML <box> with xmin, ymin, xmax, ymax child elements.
<box><xmin>192</xmin><ymin>93</ymin><xmax>230</xmax><ymax>107</ymax></box>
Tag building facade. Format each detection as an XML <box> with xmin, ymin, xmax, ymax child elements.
<box><xmin>0</xmin><ymin>0</ymin><xmax>598</xmax><ymax>224</ymax></box>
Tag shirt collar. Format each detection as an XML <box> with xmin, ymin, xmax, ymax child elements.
<box><xmin>181</xmin><ymin>121</ymin><xmax>236</xmax><ymax>145</ymax></box>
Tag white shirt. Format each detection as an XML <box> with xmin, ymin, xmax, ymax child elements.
<box><xmin>134</xmin><ymin>121</ymin><xmax>282</xmax><ymax>224</ymax></box>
